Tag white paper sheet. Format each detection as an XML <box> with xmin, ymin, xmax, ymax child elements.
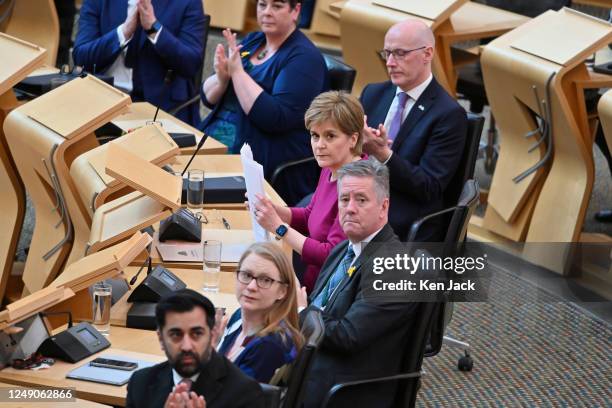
<box><xmin>240</xmin><ymin>144</ymin><xmax>270</xmax><ymax>242</ymax></box>
<box><xmin>157</xmin><ymin>241</ymin><xmax>251</xmax><ymax>263</ymax></box>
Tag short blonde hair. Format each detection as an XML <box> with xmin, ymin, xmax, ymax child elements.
<box><xmin>304</xmin><ymin>91</ymin><xmax>364</xmax><ymax>155</ymax></box>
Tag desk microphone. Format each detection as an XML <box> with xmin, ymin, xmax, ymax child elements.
<box><xmin>152</xmin><ymin>69</ymin><xmax>175</xmax><ymax>123</ymax></box>
<box><xmin>180</xmin><ymin>131</ymin><xmax>209</xmax><ymax>176</ymax></box>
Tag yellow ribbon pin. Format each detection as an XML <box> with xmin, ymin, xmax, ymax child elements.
<box><xmin>347</xmin><ymin>266</ymin><xmax>356</xmax><ymax>278</ymax></box>
<box><xmin>241</xmin><ymin>51</ymin><xmax>250</xmax><ymax>58</ymax></box>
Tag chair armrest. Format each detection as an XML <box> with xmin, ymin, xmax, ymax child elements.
<box><xmin>259</xmin><ymin>383</ymin><xmax>282</xmax><ymax>408</ymax></box>
<box><xmin>321</xmin><ymin>371</ymin><xmax>422</xmax><ymax>408</ymax></box>
<box><xmin>270</xmin><ymin>156</ymin><xmax>317</xmax><ymax>188</ymax></box>
<box><xmin>407</xmin><ymin>206</ymin><xmax>458</xmax><ymax>242</ymax></box>
<box><xmin>168</xmin><ymin>95</ymin><xmax>201</xmax><ymax>116</ymax></box>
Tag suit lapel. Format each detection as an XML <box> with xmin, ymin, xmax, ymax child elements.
<box><xmin>193</xmin><ymin>351</ymin><xmax>225</xmax><ymax>404</ymax></box>
<box><xmin>371</xmin><ymin>83</ymin><xmax>397</xmax><ymax>127</ymax></box>
<box><xmin>392</xmin><ymin>78</ymin><xmax>440</xmax><ymax>152</ymax></box>
<box><xmin>148</xmin><ymin>363</ymin><xmax>174</xmax><ymax>406</ymax></box>
<box><xmin>325</xmin><ymin>226</ymin><xmax>396</xmax><ymax>308</ymax></box>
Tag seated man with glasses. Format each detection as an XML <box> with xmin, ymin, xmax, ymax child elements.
<box><xmin>360</xmin><ymin>19</ymin><xmax>467</xmax><ymax>242</ymax></box>
<box><xmin>215</xmin><ymin>242</ymin><xmax>303</xmax><ymax>383</ymax></box>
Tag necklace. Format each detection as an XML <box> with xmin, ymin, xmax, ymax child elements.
<box><xmin>256</xmin><ymin>48</ymin><xmax>268</xmax><ymax>60</ymax></box>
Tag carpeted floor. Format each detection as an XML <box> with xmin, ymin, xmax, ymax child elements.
<box><xmin>417</xmin><ymin>263</ymin><xmax>611</xmax><ymax>407</ymax></box>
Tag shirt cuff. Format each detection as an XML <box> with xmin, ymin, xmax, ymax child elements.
<box><xmin>382</xmin><ymin>150</ymin><xmax>393</xmax><ymax>165</ymax></box>
<box><xmin>148</xmin><ymin>26</ymin><xmax>163</xmax><ymax>44</ymax></box>
<box><xmin>298</xmin><ymin>306</ymin><xmax>306</xmax><ymax>313</ymax></box>
<box><xmin>116</xmin><ymin>25</ymin><xmax>131</xmax><ymax>47</ymax></box>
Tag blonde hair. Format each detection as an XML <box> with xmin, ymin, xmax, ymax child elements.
<box><xmin>304</xmin><ymin>91</ymin><xmax>364</xmax><ymax>155</ymax></box>
<box><xmin>237</xmin><ymin>242</ymin><xmax>304</xmax><ymax>350</ymax></box>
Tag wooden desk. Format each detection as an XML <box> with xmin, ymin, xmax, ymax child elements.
<box><xmin>0</xmin><ymin>382</ymin><xmax>107</xmax><ymax>407</ymax></box>
<box><xmin>0</xmin><ymin>327</ymin><xmax>164</xmax><ymax>407</ymax></box>
<box><xmin>114</xmin><ymin>102</ymin><xmax>227</xmax><ymax>155</ymax></box>
<box><xmin>111</xmin><ymin>267</ymin><xmax>240</xmax><ymax>327</ymax></box>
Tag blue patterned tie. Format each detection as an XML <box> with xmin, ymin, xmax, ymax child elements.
<box><xmin>388</xmin><ymin>92</ymin><xmax>409</xmax><ymax>142</ymax></box>
<box><xmin>313</xmin><ymin>245</ymin><xmax>356</xmax><ymax>308</ymax></box>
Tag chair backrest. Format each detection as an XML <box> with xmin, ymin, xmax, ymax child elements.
<box><xmin>193</xmin><ymin>13</ymin><xmax>211</xmax><ymax>93</ymax></box>
<box><xmin>411</xmin><ymin>180</ymin><xmax>480</xmax><ymax>358</ymax></box>
<box><xmin>392</xmin><ymin>300</ymin><xmax>439</xmax><ymax>407</ymax></box>
<box><xmin>443</xmin><ymin>112</ymin><xmax>484</xmax><ymax>209</ymax></box>
<box><xmin>323</xmin><ymin>54</ymin><xmax>356</xmax><ymax>93</ymax></box>
<box><xmin>283</xmin><ymin>309</ymin><xmax>325</xmax><ymax>407</ymax></box>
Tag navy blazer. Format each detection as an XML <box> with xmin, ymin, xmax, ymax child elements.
<box><xmin>301</xmin><ymin>225</ymin><xmax>420</xmax><ymax>407</ymax></box>
<box><xmin>73</xmin><ymin>0</ymin><xmax>205</xmax><ymax>125</ymax></box>
<box><xmin>360</xmin><ymin>78</ymin><xmax>467</xmax><ymax>241</ymax></box>
<box><xmin>200</xmin><ymin>30</ymin><xmax>329</xmax><ymax>205</ymax></box>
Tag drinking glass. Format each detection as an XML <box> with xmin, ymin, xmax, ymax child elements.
<box><xmin>188</xmin><ymin>169</ymin><xmax>205</xmax><ymax>209</ymax></box>
<box><xmin>202</xmin><ymin>240</ymin><xmax>222</xmax><ymax>292</ymax></box>
<box><xmin>92</xmin><ymin>282</ymin><xmax>112</xmax><ymax>335</ymax></box>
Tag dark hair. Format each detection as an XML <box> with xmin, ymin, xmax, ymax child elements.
<box><xmin>155</xmin><ymin>289</ymin><xmax>215</xmax><ymax>330</ymax></box>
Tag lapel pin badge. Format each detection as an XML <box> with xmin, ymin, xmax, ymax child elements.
<box><xmin>418</xmin><ymin>105</ymin><xmax>425</xmax><ymax>111</ymax></box>
<box><xmin>347</xmin><ymin>266</ymin><xmax>356</xmax><ymax>278</ymax></box>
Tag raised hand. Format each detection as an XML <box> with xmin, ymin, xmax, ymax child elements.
<box><xmin>222</xmin><ymin>28</ymin><xmax>244</xmax><ymax>76</ymax></box>
<box><xmin>214</xmin><ymin>43</ymin><xmax>230</xmax><ymax>83</ymax></box>
<box><xmin>137</xmin><ymin>0</ymin><xmax>157</xmax><ymax>31</ymax></box>
<box><xmin>122</xmin><ymin>6</ymin><xmax>139</xmax><ymax>40</ymax></box>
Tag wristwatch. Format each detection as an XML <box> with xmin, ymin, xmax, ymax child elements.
<box><xmin>274</xmin><ymin>224</ymin><xmax>288</xmax><ymax>240</ymax></box>
<box><xmin>145</xmin><ymin>20</ymin><xmax>162</xmax><ymax>35</ymax></box>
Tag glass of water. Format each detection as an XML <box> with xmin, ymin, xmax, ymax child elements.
<box><xmin>92</xmin><ymin>282</ymin><xmax>112</xmax><ymax>335</ymax></box>
<box><xmin>203</xmin><ymin>240</ymin><xmax>222</xmax><ymax>292</ymax></box>
<box><xmin>188</xmin><ymin>169</ymin><xmax>205</xmax><ymax>209</ymax></box>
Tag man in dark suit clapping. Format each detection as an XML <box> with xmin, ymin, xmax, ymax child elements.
<box><xmin>360</xmin><ymin>20</ymin><xmax>467</xmax><ymax>242</ymax></box>
<box><xmin>298</xmin><ymin>159</ymin><xmax>419</xmax><ymax>407</ymax></box>
<box><xmin>126</xmin><ymin>289</ymin><xmax>264</xmax><ymax>408</ymax></box>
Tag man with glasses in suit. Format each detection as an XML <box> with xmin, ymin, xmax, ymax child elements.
<box><xmin>360</xmin><ymin>20</ymin><xmax>467</xmax><ymax>242</ymax></box>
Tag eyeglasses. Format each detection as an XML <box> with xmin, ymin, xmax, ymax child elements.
<box><xmin>236</xmin><ymin>270</ymin><xmax>287</xmax><ymax>289</ymax></box>
<box><xmin>378</xmin><ymin>46</ymin><xmax>427</xmax><ymax>61</ymax></box>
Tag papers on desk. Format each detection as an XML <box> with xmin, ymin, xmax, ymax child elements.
<box><xmin>66</xmin><ymin>354</ymin><xmax>156</xmax><ymax>386</ymax></box>
<box><xmin>112</xmin><ymin>118</ymin><xmax>191</xmax><ymax>134</ymax></box>
<box><xmin>240</xmin><ymin>144</ymin><xmax>270</xmax><ymax>242</ymax></box>
<box><xmin>157</xmin><ymin>229</ymin><xmax>253</xmax><ymax>263</ymax></box>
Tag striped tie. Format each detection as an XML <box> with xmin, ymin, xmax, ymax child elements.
<box><xmin>313</xmin><ymin>245</ymin><xmax>356</xmax><ymax>308</ymax></box>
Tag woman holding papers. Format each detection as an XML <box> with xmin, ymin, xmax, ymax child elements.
<box><xmin>200</xmin><ymin>0</ymin><xmax>329</xmax><ymax>206</ymax></box>
<box><xmin>252</xmin><ymin>91</ymin><xmax>366</xmax><ymax>292</ymax></box>
<box><xmin>217</xmin><ymin>242</ymin><xmax>302</xmax><ymax>383</ymax></box>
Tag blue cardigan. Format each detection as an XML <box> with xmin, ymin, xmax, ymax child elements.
<box><xmin>201</xmin><ymin>30</ymin><xmax>329</xmax><ymax>204</ymax></box>
<box><xmin>73</xmin><ymin>0</ymin><xmax>205</xmax><ymax>125</ymax></box>
<box><xmin>218</xmin><ymin>310</ymin><xmax>298</xmax><ymax>383</ymax></box>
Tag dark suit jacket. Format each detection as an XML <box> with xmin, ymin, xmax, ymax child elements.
<box><xmin>73</xmin><ymin>0</ymin><xmax>205</xmax><ymax>125</ymax></box>
<box><xmin>126</xmin><ymin>350</ymin><xmax>265</xmax><ymax>408</ymax></box>
<box><xmin>301</xmin><ymin>224</ymin><xmax>419</xmax><ymax>407</ymax></box>
<box><xmin>360</xmin><ymin>78</ymin><xmax>467</xmax><ymax>241</ymax></box>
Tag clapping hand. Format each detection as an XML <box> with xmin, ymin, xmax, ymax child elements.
<box><xmin>164</xmin><ymin>382</ymin><xmax>206</xmax><ymax>408</ymax></box>
<box><xmin>122</xmin><ymin>5</ymin><xmax>139</xmax><ymax>39</ymax></box>
<box><xmin>363</xmin><ymin>115</ymin><xmax>392</xmax><ymax>161</ymax></box>
<box><xmin>222</xmin><ymin>28</ymin><xmax>244</xmax><ymax>76</ymax></box>
<box><xmin>137</xmin><ymin>0</ymin><xmax>157</xmax><ymax>31</ymax></box>
<box><xmin>214</xmin><ymin>43</ymin><xmax>230</xmax><ymax>83</ymax></box>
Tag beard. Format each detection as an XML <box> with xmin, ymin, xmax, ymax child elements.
<box><xmin>165</xmin><ymin>345</ymin><xmax>212</xmax><ymax>378</ymax></box>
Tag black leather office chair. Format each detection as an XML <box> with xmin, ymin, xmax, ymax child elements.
<box><xmin>323</xmin><ymin>54</ymin><xmax>357</xmax><ymax>93</ymax></box>
<box><xmin>261</xmin><ymin>309</ymin><xmax>325</xmax><ymax>408</ymax></box>
<box><xmin>408</xmin><ymin>179</ymin><xmax>480</xmax><ymax>371</ymax></box>
<box><xmin>321</xmin><ymin>300</ymin><xmax>438</xmax><ymax>408</ymax></box>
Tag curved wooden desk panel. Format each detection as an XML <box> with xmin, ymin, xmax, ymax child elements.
<box><xmin>478</xmin><ymin>8</ymin><xmax>612</xmax><ymax>274</ymax></box>
<box><xmin>598</xmin><ymin>89</ymin><xmax>612</xmax><ymax>153</ymax></box>
<box><xmin>0</xmin><ymin>92</ymin><xmax>25</xmax><ymax>302</ymax></box>
<box><xmin>4</xmin><ymin>110</ymin><xmax>72</xmax><ymax>294</ymax></box>
<box><xmin>70</xmin><ymin>124</ymin><xmax>179</xmax><ymax>217</ymax></box>
<box><xmin>4</xmin><ymin>0</ymin><xmax>59</xmax><ymax>67</ymax></box>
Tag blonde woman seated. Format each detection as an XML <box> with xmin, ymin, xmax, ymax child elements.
<box><xmin>252</xmin><ymin>91</ymin><xmax>366</xmax><ymax>292</ymax></box>
<box><xmin>217</xmin><ymin>242</ymin><xmax>303</xmax><ymax>383</ymax></box>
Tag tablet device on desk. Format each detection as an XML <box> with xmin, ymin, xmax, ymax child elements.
<box><xmin>66</xmin><ymin>355</ymin><xmax>156</xmax><ymax>386</ymax></box>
